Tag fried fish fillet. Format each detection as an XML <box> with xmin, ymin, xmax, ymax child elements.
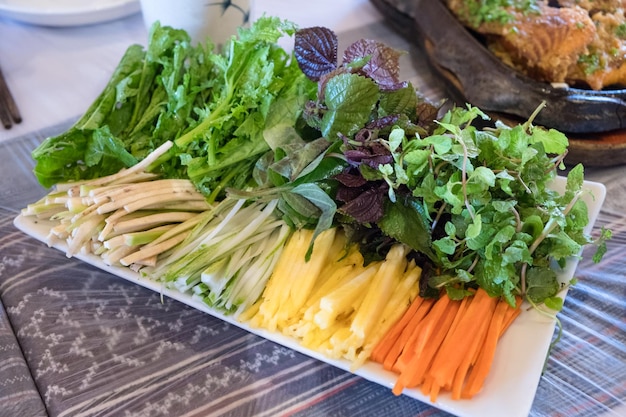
<box><xmin>446</xmin><ymin>0</ymin><xmax>626</xmax><ymax>90</ymax></box>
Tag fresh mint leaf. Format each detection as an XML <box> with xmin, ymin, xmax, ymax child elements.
<box><xmin>445</xmin><ymin>286</ymin><xmax>475</xmax><ymax>300</ymax></box>
<box><xmin>474</xmin><ymin>256</ymin><xmax>518</xmax><ymax>303</ymax></box>
<box><xmin>424</xmin><ymin>134</ymin><xmax>453</xmax><ymax>155</ymax></box>
<box><xmin>502</xmin><ymin>240</ymin><xmax>532</xmax><ymax>264</ymax></box>
<box><xmin>525</xmin><ymin>266</ymin><xmax>560</xmax><ymax>304</ymax></box>
<box><xmin>466</xmin><ymin>214</ymin><xmax>482</xmax><ymax>239</ymax></box>
<box><xmin>593</xmin><ymin>227</ymin><xmax>612</xmax><ymax>263</ymax></box>
<box><xmin>387</xmin><ymin>127</ymin><xmax>404</xmax><ymax>153</ymax></box>
<box><xmin>543</xmin><ymin>296</ymin><xmax>564</xmax><ymax>311</ymax></box>
<box><xmin>529</xmin><ymin>127</ymin><xmax>569</xmax><ymax>155</ymax></box>
<box><xmin>404</xmin><ymin>148</ymin><xmax>430</xmax><ymax>181</ymax></box>
<box><xmin>434</xmin><ymin>174</ymin><xmax>464</xmax><ymax>214</ymax></box>
<box><xmin>484</xmin><ymin>225</ymin><xmax>515</xmax><ymax>260</ymax></box>
<box><xmin>434</xmin><ymin>237</ymin><xmax>456</xmax><ymax>255</ymax></box>
<box><xmin>469</xmin><ymin>166</ymin><xmax>496</xmax><ymax>188</ymax></box>
<box><xmin>546</xmin><ymin>230</ymin><xmax>583</xmax><ymax>261</ymax></box>
<box><xmin>522</xmin><ymin>214</ymin><xmax>544</xmax><ymax>239</ymax></box>
<box><xmin>566</xmin><ymin>163</ymin><xmax>585</xmax><ymax>194</ymax></box>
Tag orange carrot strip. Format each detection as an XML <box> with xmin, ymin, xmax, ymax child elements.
<box><xmin>392</xmin><ymin>295</ymin><xmax>450</xmax><ymax>377</ymax></box>
<box><xmin>417</xmin><ymin>373</ymin><xmax>442</xmax><ymax>403</ymax></box>
<box><xmin>420</xmin><ymin>373</ymin><xmax>434</xmax><ymax>397</ymax></box>
<box><xmin>391</xmin><ymin>317</ymin><xmax>429</xmax><ymax>375</ymax></box>
<box><xmin>392</xmin><ymin>377</ymin><xmax>406</xmax><ymax>396</ymax></box>
<box><xmin>387</xmin><ymin>289</ymin><xmax>523</xmax><ymax>401</ymax></box>
<box><xmin>450</xmin><ymin>300</ymin><xmax>495</xmax><ymax>400</ymax></box>
<box><xmin>402</xmin><ymin>297</ymin><xmax>462</xmax><ymax>388</ymax></box>
<box><xmin>406</xmin><ymin>295</ymin><xmax>451</xmax><ymax>358</ymax></box>
<box><xmin>439</xmin><ymin>295</ymin><xmax>471</xmax><ymax>392</ymax></box>
<box><xmin>384</xmin><ymin>297</ymin><xmax>436</xmax><ymax>372</ymax></box>
<box><xmin>500</xmin><ymin>295</ymin><xmax>523</xmax><ymax>336</ymax></box>
<box><xmin>370</xmin><ymin>296</ymin><xmax>425</xmax><ymax>363</ymax></box>
<box><xmin>429</xmin><ymin>379</ymin><xmax>441</xmax><ymax>403</ymax></box>
<box><xmin>393</xmin><ymin>295</ymin><xmax>453</xmax><ymax>389</ymax></box>
<box><xmin>461</xmin><ymin>298</ymin><xmax>511</xmax><ymax>398</ymax></box>
<box><xmin>443</xmin><ymin>290</ymin><xmax>473</xmax><ymax>338</ymax></box>
<box><xmin>391</xmin><ymin>295</ymin><xmax>453</xmax><ymax>394</ymax></box>
<box><xmin>428</xmin><ymin>288</ymin><xmax>497</xmax><ymax>390</ymax></box>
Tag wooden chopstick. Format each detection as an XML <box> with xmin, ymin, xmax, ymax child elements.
<box><xmin>0</xmin><ymin>65</ymin><xmax>21</xmax><ymax>129</ymax></box>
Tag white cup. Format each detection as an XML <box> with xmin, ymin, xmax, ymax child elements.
<box><xmin>139</xmin><ymin>0</ymin><xmax>251</xmax><ymax>47</ymax></box>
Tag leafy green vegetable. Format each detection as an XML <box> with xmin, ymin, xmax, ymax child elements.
<box><xmin>593</xmin><ymin>227</ymin><xmax>612</xmax><ymax>263</ymax></box>
<box><xmin>377</xmin><ymin>196</ymin><xmax>437</xmax><ymax>263</ymax></box>
<box><xmin>32</xmin><ymin>17</ymin><xmax>315</xmax><ymax>203</ymax></box>
<box><xmin>32</xmin><ymin>45</ymin><xmax>147</xmax><ymax>187</ymax></box>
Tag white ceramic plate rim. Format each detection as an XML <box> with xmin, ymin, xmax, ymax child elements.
<box><xmin>0</xmin><ymin>0</ymin><xmax>140</xmax><ymax>26</ymax></box>
<box><xmin>12</xmin><ymin>177</ymin><xmax>607</xmax><ymax>417</ymax></box>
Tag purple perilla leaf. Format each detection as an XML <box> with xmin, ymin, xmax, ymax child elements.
<box><xmin>337</xmin><ymin>182</ymin><xmax>388</xmax><ymax>223</ymax></box>
<box><xmin>335</xmin><ymin>171</ymin><xmax>368</xmax><ymax>188</ymax></box>
<box><xmin>294</xmin><ymin>26</ymin><xmax>338</xmax><ymax>81</ymax></box>
<box><xmin>342</xmin><ymin>39</ymin><xmax>404</xmax><ymax>89</ymax></box>
<box><xmin>366</xmin><ymin>115</ymin><xmax>401</xmax><ymax>130</ymax></box>
<box><xmin>360</xmin><ymin>154</ymin><xmax>394</xmax><ymax>169</ymax></box>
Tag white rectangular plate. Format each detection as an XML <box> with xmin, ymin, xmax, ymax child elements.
<box><xmin>13</xmin><ymin>177</ymin><xmax>606</xmax><ymax>417</ymax></box>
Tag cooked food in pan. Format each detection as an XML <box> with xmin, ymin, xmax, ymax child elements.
<box><xmin>446</xmin><ymin>0</ymin><xmax>626</xmax><ymax>90</ymax></box>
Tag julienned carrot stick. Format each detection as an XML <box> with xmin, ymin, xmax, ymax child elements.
<box><xmin>422</xmin><ymin>374</ymin><xmax>440</xmax><ymax>403</ymax></box>
<box><xmin>390</xmin><ymin>312</ymin><xmax>429</xmax><ymax>376</ymax></box>
<box><xmin>409</xmin><ymin>296</ymin><xmax>455</xmax><ymax>363</ymax></box>
<box><xmin>443</xmin><ymin>290</ymin><xmax>472</xmax><ymax>339</ymax></box>
<box><xmin>438</xmin><ymin>295</ymin><xmax>471</xmax><ymax>392</ymax></box>
<box><xmin>428</xmin><ymin>288</ymin><xmax>496</xmax><ymax>390</ymax></box>
<box><xmin>398</xmin><ymin>297</ymin><xmax>462</xmax><ymax>391</ymax></box>
<box><xmin>450</xmin><ymin>303</ymin><xmax>494</xmax><ymax>400</ymax></box>
<box><xmin>370</xmin><ymin>296</ymin><xmax>425</xmax><ymax>363</ymax></box>
<box><xmin>392</xmin><ymin>295</ymin><xmax>451</xmax><ymax>394</ymax></box>
<box><xmin>395</xmin><ymin>295</ymin><xmax>450</xmax><ymax>370</ymax></box>
<box><xmin>385</xmin><ymin>297</ymin><xmax>436</xmax><ymax>372</ymax></box>
<box><xmin>500</xmin><ymin>296</ymin><xmax>523</xmax><ymax>336</ymax></box>
<box><xmin>461</xmin><ymin>298</ymin><xmax>511</xmax><ymax>398</ymax></box>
